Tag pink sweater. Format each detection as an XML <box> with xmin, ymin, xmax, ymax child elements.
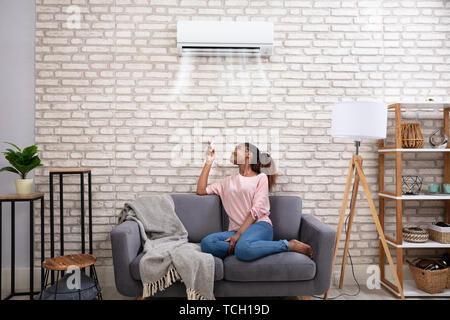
<box><xmin>206</xmin><ymin>172</ymin><xmax>272</xmax><ymax>231</ymax></box>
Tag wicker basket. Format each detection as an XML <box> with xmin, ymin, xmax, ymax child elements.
<box><xmin>402</xmin><ymin>227</ymin><xmax>429</xmax><ymax>243</ymax></box>
<box><xmin>427</xmin><ymin>223</ymin><xmax>450</xmax><ymax>244</ymax></box>
<box><xmin>448</xmin><ymin>271</ymin><xmax>450</xmax><ymax>289</ymax></box>
<box><xmin>408</xmin><ymin>259</ymin><xmax>448</xmax><ymax>294</ymax></box>
<box><xmin>401</xmin><ymin>123</ymin><xmax>424</xmax><ymax>148</ymax></box>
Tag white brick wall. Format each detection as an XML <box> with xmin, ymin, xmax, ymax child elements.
<box><xmin>35</xmin><ymin>0</ymin><xmax>450</xmax><ymax>267</ymax></box>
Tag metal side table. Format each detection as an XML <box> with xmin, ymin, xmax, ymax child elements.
<box><xmin>40</xmin><ymin>253</ymin><xmax>102</xmax><ymax>300</ymax></box>
<box><xmin>0</xmin><ymin>193</ymin><xmax>45</xmax><ymax>300</ymax></box>
<box><xmin>49</xmin><ymin>168</ymin><xmax>93</xmax><ymax>284</ymax></box>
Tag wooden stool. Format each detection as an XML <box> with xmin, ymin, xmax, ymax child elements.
<box><xmin>40</xmin><ymin>254</ymin><xmax>102</xmax><ymax>300</ymax></box>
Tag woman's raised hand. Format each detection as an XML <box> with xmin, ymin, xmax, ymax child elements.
<box><xmin>205</xmin><ymin>141</ymin><xmax>216</xmax><ymax>165</ymax></box>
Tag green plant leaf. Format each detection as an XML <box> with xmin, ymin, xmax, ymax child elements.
<box><xmin>4</xmin><ymin>142</ymin><xmax>21</xmax><ymax>151</ymax></box>
<box><xmin>22</xmin><ymin>145</ymin><xmax>38</xmax><ymax>162</ymax></box>
<box><xmin>0</xmin><ymin>166</ymin><xmax>20</xmax><ymax>175</ymax></box>
<box><xmin>1</xmin><ymin>142</ymin><xmax>42</xmax><ymax>179</ymax></box>
<box><xmin>4</xmin><ymin>148</ymin><xmax>17</xmax><ymax>154</ymax></box>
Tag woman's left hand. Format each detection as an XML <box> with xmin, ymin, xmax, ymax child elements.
<box><xmin>225</xmin><ymin>233</ymin><xmax>241</xmax><ymax>255</ymax></box>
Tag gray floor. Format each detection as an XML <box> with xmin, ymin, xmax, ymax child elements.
<box><xmin>4</xmin><ymin>283</ymin><xmax>446</xmax><ymax>300</ymax></box>
<box><xmin>101</xmin><ymin>284</ymin><xmax>399</xmax><ymax>300</ymax></box>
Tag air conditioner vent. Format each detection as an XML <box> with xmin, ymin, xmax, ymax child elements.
<box><xmin>177</xmin><ymin>21</ymin><xmax>273</xmax><ymax>57</ymax></box>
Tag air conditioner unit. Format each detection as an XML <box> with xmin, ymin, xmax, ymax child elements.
<box><xmin>177</xmin><ymin>21</ymin><xmax>273</xmax><ymax>57</ymax></box>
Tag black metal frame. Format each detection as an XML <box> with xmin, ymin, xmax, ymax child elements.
<box><xmin>40</xmin><ymin>264</ymin><xmax>102</xmax><ymax>300</ymax></box>
<box><xmin>49</xmin><ymin>170</ymin><xmax>93</xmax><ymax>284</ymax></box>
<box><xmin>0</xmin><ymin>195</ymin><xmax>45</xmax><ymax>300</ymax></box>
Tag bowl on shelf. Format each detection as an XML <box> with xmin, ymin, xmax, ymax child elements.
<box><xmin>402</xmin><ymin>226</ymin><xmax>429</xmax><ymax>243</ymax></box>
<box><xmin>443</xmin><ymin>184</ymin><xmax>450</xmax><ymax>194</ymax></box>
<box><xmin>428</xmin><ymin>183</ymin><xmax>441</xmax><ymax>193</ymax></box>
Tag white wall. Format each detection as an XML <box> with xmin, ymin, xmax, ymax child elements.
<box><xmin>33</xmin><ymin>0</ymin><xmax>450</xmax><ymax>268</ymax></box>
<box><xmin>0</xmin><ymin>0</ymin><xmax>36</xmax><ymax>268</ymax></box>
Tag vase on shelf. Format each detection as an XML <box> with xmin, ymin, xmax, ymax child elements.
<box><xmin>401</xmin><ymin>123</ymin><xmax>424</xmax><ymax>148</ymax></box>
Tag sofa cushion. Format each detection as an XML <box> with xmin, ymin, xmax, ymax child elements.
<box><xmin>268</xmin><ymin>196</ymin><xmax>302</xmax><ymax>241</ymax></box>
<box><xmin>130</xmin><ymin>250</ymin><xmax>224</xmax><ymax>282</ymax></box>
<box><xmin>223</xmin><ymin>252</ymin><xmax>315</xmax><ymax>282</ymax></box>
<box><xmin>170</xmin><ymin>194</ymin><xmax>223</xmax><ymax>243</ymax></box>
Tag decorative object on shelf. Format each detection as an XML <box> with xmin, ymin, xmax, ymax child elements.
<box><xmin>414</xmin><ymin>258</ymin><xmax>446</xmax><ymax>270</ymax></box>
<box><xmin>327</xmin><ymin>101</ymin><xmax>405</xmax><ymax>300</ymax></box>
<box><xmin>427</xmin><ymin>221</ymin><xmax>450</xmax><ymax>244</ymax></box>
<box><xmin>429</xmin><ymin>128</ymin><xmax>448</xmax><ymax>149</ymax></box>
<box><xmin>401</xmin><ymin>123</ymin><xmax>424</xmax><ymax>148</ymax></box>
<box><xmin>441</xmin><ymin>253</ymin><xmax>450</xmax><ymax>267</ymax></box>
<box><xmin>428</xmin><ymin>183</ymin><xmax>441</xmax><ymax>193</ymax></box>
<box><xmin>402</xmin><ymin>226</ymin><xmax>429</xmax><ymax>243</ymax></box>
<box><xmin>0</xmin><ymin>142</ymin><xmax>43</xmax><ymax>195</ymax></box>
<box><xmin>443</xmin><ymin>184</ymin><xmax>450</xmax><ymax>194</ymax></box>
<box><xmin>407</xmin><ymin>258</ymin><xmax>448</xmax><ymax>294</ymax></box>
<box><xmin>401</xmin><ymin>176</ymin><xmax>422</xmax><ymax>195</ymax></box>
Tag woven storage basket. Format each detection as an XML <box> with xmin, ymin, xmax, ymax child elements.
<box><xmin>402</xmin><ymin>227</ymin><xmax>429</xmax><ymax>243</ymax></box>
<box><xmin>401</xmin><ymin>123</ymin><xmax>424</xmax><ymax>148</ymax></box>
<box><xmin>408</xmin><ymin>259</ymin><xmax>448</xmax><ymax>294</ymax></box>
<box><xmin>428</xmin><ymin>229</ymin><xmax>450</xmax><ymax>244</ymax></box>
<box><xmin>427</xmin><ymin>223</ymin><xmax>450</xmax><ymax>244</ymax></box>
<box><xmin>448</xmin><ymin>271</ymin><xmax>450</xmax><ymax>289</ymax></box>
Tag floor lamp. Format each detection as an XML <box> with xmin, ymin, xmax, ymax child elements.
<box><xmin>324</xmin><ymin>101</ymin><xmax>405</xmax><ymax>300</ymax></box>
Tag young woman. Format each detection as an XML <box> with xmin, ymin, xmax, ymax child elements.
<box><xmin>196</xmin><ymin>142</ymin><xmax>313</xmax><ymax>262</ymax></box>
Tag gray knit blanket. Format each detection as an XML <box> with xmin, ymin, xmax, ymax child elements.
<box><xmin>119</xmin><ymin>194</ymin><xmax>215</xmax><ymax>300</ymax></box>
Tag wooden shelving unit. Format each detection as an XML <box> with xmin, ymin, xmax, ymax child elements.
<box><xmin>378</xmin><ymin>102</ymin><xmax>450</xmax><ymax>298</ymax></box>
<box><xmin>383</xmin><ymin>280</ymin><xmax>450</xmax><ymax>298</ymax></box>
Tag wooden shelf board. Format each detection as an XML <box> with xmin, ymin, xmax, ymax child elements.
<box><xmin>382</xmin><ymin>280</ymin><xmax>450</xmax><ymax>298</ymax></box>
<box><xmin>49</xmin><ymin>168</ymin><xmax>91</xmax><ymax>173</ymax></box>
<box><xmin>388</xmin><ymin>102</ymin><xmax>450</xmax><ymax>109</ymax></box>
<box><xmin>379</xmin><ymin>192</ymin><xmax>450</xmax><ymax>200</ymax></box>
<box><xmin>0</xmin><ymin>193</ymin><xmax>44</xmax><ymax>201</ymax></box>
<box><xmin>386</xmin><ymin>238</ymin><xmax>450</xmax><ymax>248</ymax></box>
<box><xmin>379</xmin><ymin>148</ymin><xmax>450</xmax><ymax>153</ymax></box>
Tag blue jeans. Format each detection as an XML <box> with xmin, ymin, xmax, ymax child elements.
<box><xmin>200</xmin><ymin>221</ymin><xmax>290</xmax><ymax>261</ymax></box>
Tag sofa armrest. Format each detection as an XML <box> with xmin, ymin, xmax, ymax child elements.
<box><xmin>299</xmin><ymin>214</ymin><xmax>336</xmax><ymax>294</ymax></box>
<box><xmin>110</xmin><ymin>220</ymin><xmax>143</xmax><ymax>297</ymax></box>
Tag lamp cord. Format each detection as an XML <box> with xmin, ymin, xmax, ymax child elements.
<box><xmin>312</xmin><ymin>167</ymin><xmax>361</xmax><ymax>300</ymax></box>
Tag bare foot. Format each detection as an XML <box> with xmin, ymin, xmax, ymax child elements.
<box><xmin>288</xmin><ymin>239</ymin><xmax>313</xmax><ymax>259</ymax></box>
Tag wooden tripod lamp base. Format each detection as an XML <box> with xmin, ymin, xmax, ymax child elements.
<box><xmin>324</xmin><ymin>155</ymin><xmax>405</xmax><ymax>300</ymax></box>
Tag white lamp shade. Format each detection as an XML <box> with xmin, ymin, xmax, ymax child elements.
<box><xmin>331</xmin><ymin>101</ymin><xmax>387</xmax><ymax>141</ymax></box>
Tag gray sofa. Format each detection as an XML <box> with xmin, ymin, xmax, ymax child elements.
<box><xmin>110</xmin><ymin>194</ymin><xmax>336</xmax><ymax>298</ymax></box>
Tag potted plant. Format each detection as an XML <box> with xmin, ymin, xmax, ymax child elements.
<box><xmin>0</xmin><ymin>142</ymin><xmax>43</xmax><ymax>195</ymax></box>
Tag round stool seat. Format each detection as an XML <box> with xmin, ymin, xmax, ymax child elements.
<box><xmin>42</xmin><ymin>254</ymin><xmax>96</xmax><ymax>271</ymax></box>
